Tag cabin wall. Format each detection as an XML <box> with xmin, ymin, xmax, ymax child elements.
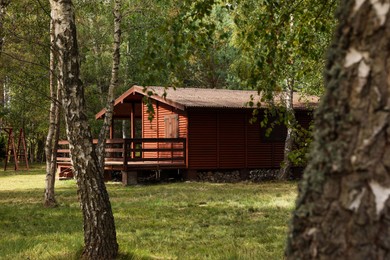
<box><xmin>157</xmin><ymin>102</ymin><xmax>187</xmax><ymax>138</ymax></box>
<box><xmin>157</xmin><ymin>102</ymin><xmax>187</xmax><ymax>159</ymax></box>
<box><xmin>187</xmin><ymin>108</ymin><xmax>312</xmax><ymax>170</ymax></box>
<box><xmin>142</xmin><ymin>101</ymin><xmax>158</xmax><ymax>158</ymax></box>
<box><xmin>186</xmin><ymin>111</ymin><xmax>218</xmax><ymax>168</ymax></box>
<box><xmin>142</xmin><ymin>101</ymin><xmax>188</xmax><ymax>159</ymax></box>
<box><xmin>218</xmin><ymin>111</ymin><xmax>246</xmax><ymax>168</ymax></box>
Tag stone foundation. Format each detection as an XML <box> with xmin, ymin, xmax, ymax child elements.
<box><xmin>194</xmin><ymin>168</ymin><xmax>303</xmax><ymax>183</ymax></box>
<box><xmin>248</xmin><ymin>169</ymin><xmax>280</xmax><ymax>182</ymax></box>
<box><xmin>198</xmin><ymin>170</ymin><xmax>241</xmax><ymax>183</ymax></box>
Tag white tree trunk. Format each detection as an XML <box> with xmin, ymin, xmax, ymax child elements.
<box><xmin>0</xmin><ymin>0</ymin><xmax>10</xmax><ymax>53</ymax></box>
<box><xmin>279</xmin><ymin>81</ymin><xmax>295</xmax><ymax>180</ymax></box>
<box><xmin>0</xmin><ymin>0</ymin><xmax>10</xmax><ymax>116</ymax></box>
<box><xmin>96</xmin><ymin>0</ymin><xmax>122</xmax><ymax>168</ymax></box>
<box><xmin>44</xmin><ymin>15</ymin><xmax>60</xmax><ymax>207</ymax></box>
<box><xmin>50</xmin><ymin>0</ymin><xmax>118</xmax><ymax>258</ymax></box>
<box><xmin>287</xmin><ymin>0</ymin><xmax>390</xmax><ymax>258</ymax></box>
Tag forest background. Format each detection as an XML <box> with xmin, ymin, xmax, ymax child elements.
<box><xmin>0</xmin><ymin>0</ymin><xmax>336</xmax><ymax>162</ymax></box>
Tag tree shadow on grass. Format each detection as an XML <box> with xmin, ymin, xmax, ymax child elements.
<box><xmin>117</xmin><ymin>252</ymin><xmax>154</xmax><ymax>260</ymax></box>
<box><xmin>0</xmin><ymin>186</ymin><xmax>154</xmax><ymax>259</ymax></box>
<box><xmin>0</xmin><ymin>181</ymin><xmax>295</xmax><ymax>259</ymax></box>
<box><xmin>0</xmin><ymin>163</ymin><xmax>45</xmax><ymax>175</ymax></box>
<box><xmin>0</xmin><ymin>187</ymin><xmax>84</xmax><ymax>258</ymax></box>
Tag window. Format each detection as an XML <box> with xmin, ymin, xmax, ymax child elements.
<box><xmin>113</xmin><ymin>119</ymin><xmax>130</xmax><ymax>138</ymax></box>
<box><xmin>134</xmin><ymin>118</ymin><xmax>142</xmax><ymax>138</ymax></box>
<box><xmin>164</xmin><ymin>114</ymin><xmax>179</xmax><ymax>138</ymax></box>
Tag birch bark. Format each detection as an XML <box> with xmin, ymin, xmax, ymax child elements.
<box><xmin>0</xmin><ymin>0</ymin><xmax>9</xmax><ymax>53</ymax></box>
<box><xmin>278</xmin><ymin>81</ymin><xmax>295</xmax><ymax>180</ymax></box>
<box><xmin>287</xmin><ymin>0</ymin><xmax>390</xmax><ymax>258</ymax></box>
<box><xmin>44</xmin><ymin>15</ymin><xmax>61</xmax><ymax>207</ymax></box>
<box><xmin>0</xmin><ymin>0</ymin><xmax>10</xmax><ymax>112</ymax></box>
<box><xmin>50</xmin><ymin>0</ymin><xmax>118</xmax><ymax>258</ymax></box>
<box><xmin>96</xmin><ymin>0</ymin><xmax>121</xmax><ymax>168</ymax></box>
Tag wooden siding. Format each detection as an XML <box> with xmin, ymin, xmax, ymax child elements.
<box><xmin>246</xmin><ymin>115</ymin><xmax>273</xmax><ymax>168</ymax></box>
<box><xmin>142</xmin><ymin>101</ymin><xmax>188</xmax><ymax>160</ymax></box>
<box><xmin>156</xmin><ymin>102</ymin><xmax>187</xmax><ymax>138</ymax></box>
<box><xmin>157</xmin><ymin>103</ymin><xmax>187</xmax><ymax>159</ymax></box>
<box><xmin>188</xmin><ymin>111</ymin><xmax>218</xmax><ymax>168</ymax></box>
<box><xmin>218</xmin><ymin>111</ymin><xmax>246</xmax><ymax>168</ymax></box>
<box><xmin>188</xmin><ymin>110</ymin><xmax>249</xmax><ymax>169</ymax></box>
<box><xmin>142</xmin><ymin>101</ymin><xmax>158</xmax><ymax>158</ymax></box>
<box><xmin>188</xmin><ymin>108</ymin><xmax>313</xmax><ymax>170</ymax></box>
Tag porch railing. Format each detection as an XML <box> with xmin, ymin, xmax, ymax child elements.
<box><xmin>56</xmin><ymin>138</ymin><xmax>187</xmax><ymax>169</ymax></box>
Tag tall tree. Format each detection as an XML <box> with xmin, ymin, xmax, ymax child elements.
<box><xmin>0</xmin><ymin>1</ymin><xmax>52</xmax><ymax>161</ymax></box>
<box><xmin>231</xmin><ymin>0</ymin><xmax>336</xmax><ymax>178</ymax></box>
<box><xmin>278</xmin><ymin>81</ymin><xmax>295</xmax><ymax>180</ymax></box>
<box><xmin>96</xmin><ymin>0</ymin><xmax>121</xmax><ymax>167</ymax></box>
<box><xmin>141</xmin><ymin>0</ymin><xmax>238</xmax><ymax>89</ymax></box>
<box><xmin>0</xmin><ymin>0</ymin><xmax>10</xmax><ymax>113</ymax></box>
<box><xmin>44</xmin><ymin>12</ymin><xmax>61</xmax><ymax>207</ymax></box>
<box><xmin>287</xmin><ymin>0</ymin><xmax>390</xmax><ymax>258</ymax></box>
<box><xmin>50</xmin><ymin>0</ymin><xmax>118</xmax><ymax>258</ymax></box>
<box><xmin>0</xmin><ymin>0</ymin><xmax>10</xmax><ymax>52</ymax></box>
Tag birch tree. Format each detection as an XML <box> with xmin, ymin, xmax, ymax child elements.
<box><xmin>44</xmin><ymin>12</ymin><xmax>61</xmax><ymax>207</ymax></box>
<box><xmin>232</xmin><ymin>0</ymin><xmax>336</xmax><ymax>178</ymax></box>
<box><xmin>287</xmin><ymin>0</ymin><xmax>390</xmax><ymax>258</ymax></box>
<box><xmin>0</xmin><ymin>0</ymin><xmax>10</xmax><ymax>112</ymax></box>
<box><xmin>96</xmin><ymin>0</ymin><xmax>121</xmax><ymax>167</ymax></box>
<box><xmin>49</xmin><ymin>0</ymin><xmax>120</xmax><ymax>258</ymax></box>
<box><xmin>278</xmin><ymin>80</ymin><xmax>295</xmax><ymax>180</ymax></box>
<box><xmin>0</xmin><ymin>0</ymin><xmax>9</xmax><ymax>53</ymax></box>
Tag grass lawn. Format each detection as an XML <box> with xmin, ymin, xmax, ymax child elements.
<box><xmin>0</xmin><ymin>165</ymin><xmax>298</xmax><ymax>260</ymax></box>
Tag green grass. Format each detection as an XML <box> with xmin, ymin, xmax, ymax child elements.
<box><xmin>0</xmin><ymin>165</ymin><xmax>298</xmax><ymax>259</ymax></box>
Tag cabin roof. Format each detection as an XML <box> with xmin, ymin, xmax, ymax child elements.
<box><xmin>96</xmin><ymin>85</ymin><xmax>319</xmax><ymax>119</ymax></box>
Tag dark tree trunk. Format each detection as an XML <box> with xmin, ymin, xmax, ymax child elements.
<box><xmin>50</xmin><ymin>0</ymin><xmax>118</xmax><ymax>259</ymax></box>
<box><xmin>36</xmin><ymin>137</ymin><xmax>46</xmax><ymax>162</ymax></box>
<box><xmin>287</xmin><ymin>0</ymin><xmax>390</xmax><ymax>258</ymax></box>
<box><xmin>28</xmin><ymin>139</ymin><xmax>35</xmax><ymax>163</ymax></box>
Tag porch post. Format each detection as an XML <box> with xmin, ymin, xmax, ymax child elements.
<box><xmin>130</xmin><ymin>103</ymin><xmax>135</xmax><ymax>158</ymax></box>
<box><xmin>109</xmin><ymin>118</ymin><xmax>114</xmax><ymax>139</ymax></box>
<box><xmin>122</xmin><ymin>170</ymin><xmax>138</xmax><ymax>185</ymax></box>
<box><xmin>131</xmin><ymin>103</ymin><xmax>135</xmax><ymax>138</ymax></box>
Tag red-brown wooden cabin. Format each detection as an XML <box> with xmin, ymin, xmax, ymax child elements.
<box><xmin>57</xmin><ymin>86</ymin><xmax>318</xmax><ymax>184</ymax></box>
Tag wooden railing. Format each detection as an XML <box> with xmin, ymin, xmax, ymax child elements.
<box><xmin>56</xmin><ymin>138</ymin><xmax>187</xmax><ymax>169</ymax></box>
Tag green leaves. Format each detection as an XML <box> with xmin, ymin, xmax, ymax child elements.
<box><xmin>1</xmin><ymin>0</ymin><xmax>337</xmax><ymax>163</ymax></box>
<box><xmin>231</xmin><ymin>0</ymin><xmax>337</xmax><ymax>95</ymax></box>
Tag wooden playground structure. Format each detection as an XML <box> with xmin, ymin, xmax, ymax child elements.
<box><xmin>2</xmin><ymin>127</ymin><xmax>29</xmax><ymax>171</ymax></box>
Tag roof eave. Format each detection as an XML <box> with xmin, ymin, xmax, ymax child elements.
<box><xmin>95</xmin><ymin>85</ymin><xmax>140</xmax><ymax>119</ymax></box>
<box><xmin>95</xmin><ymin>85</ymin><xmax>186</xmax><ymax>119</ymax></box>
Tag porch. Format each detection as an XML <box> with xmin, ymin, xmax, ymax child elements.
<box><xmin>56</xmin><ymin>138</ymin><xmax>187</xmax><ymax>178</ymax></box>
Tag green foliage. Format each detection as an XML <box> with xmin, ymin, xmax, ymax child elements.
<box><xmin>249</xmin><ymin>103</ymin><xmax>315</xmax><ymax>167</ymax></box>
<box><xmin>0</xmin><ymin>1</ymin><xmax>52</xmax><ymax>160</ymax></box>
<box><xmin>229</xmin><ymin>0</ymin><xmax>337</xmax><ymax>95</ymax></box>
<box><xmin>0</xmin><ymin>167</ymin><xmax>297</xmax><ymax>259</ymax></box>
<box><xmin>141</xmin><ymin>0</ymin><xmax>240</xmax><ymax>88</ymax></box>
<box><xmin>227</xmin><ymin>0</ymin><xmax>336</xmax><ymax>165</ymax></box>
<box><xmin>288</xmin><ymin>122</ymin><xmax>314</xmax><ymax>166</ymax></box>
<box><xmin>1</xmin><ymin>0</ymin><xmax>336</xmax><ymax>162</ymax></box>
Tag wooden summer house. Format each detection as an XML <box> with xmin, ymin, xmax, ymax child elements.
<box><xmin>57</xmin><ymin>86</ymin><xmax>317</xmax><ymax>183</ymax></box>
